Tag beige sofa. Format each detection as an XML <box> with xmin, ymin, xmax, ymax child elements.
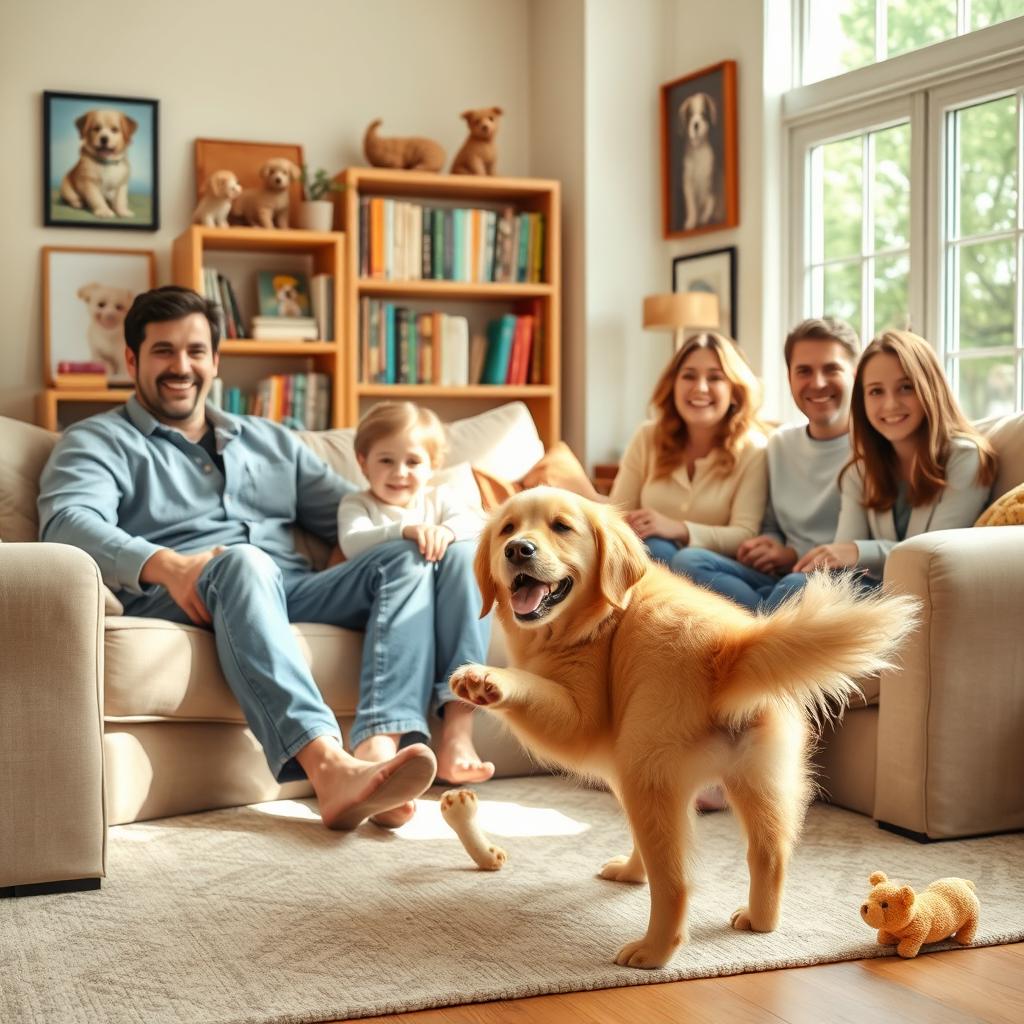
<box><xmin>2</xmin><ymin>404</ymin><xmax>1023</xmax><ymax>894</ymax></box>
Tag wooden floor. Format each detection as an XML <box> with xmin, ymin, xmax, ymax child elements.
<box><xmin>353</xmin><ymin>942</ymin><xmax>1024</xmax><ymax>1024</ymax></box>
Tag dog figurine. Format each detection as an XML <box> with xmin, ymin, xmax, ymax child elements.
<box><xmin>679</xmin><ymin>92</ymin><xmax>719</xmax><ymax>230</ymax></box>
<box><xmin>192</xmin><ymin>170</ymin><xmax>242</xmax><ymax>227</ymax></box>
<box><xmin>232</xmin><ymin>158</ymin><xmax>300</xmax><ymax>229</ymax></box>
<box><xmin>60</xmin><ymin>108</ymin><xmax>138</xmax><ymax>219</ymax></box>
<box><xmin>363</xmin><ymin>119</ymin><xmax>446</xmax><ymax>172</ymax></box>
<box><xmin>450</xmin><ymin>107</ymin><xmax>503</xmax><ymax>175</ymax></box>
<box><xmin>77</xmin><ymin>282</ymin><xmax>134</xmax><ymax>379</ymax></box>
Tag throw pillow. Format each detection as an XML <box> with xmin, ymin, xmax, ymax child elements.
<box><xmin>472</xmin><ymin>442</ymin><xmax>599</xmax><ymax>511</ymax></box>
<box><xmin>975</xmin><ymin>481</ymin><xmax>1024</xmax><ymax>526</ymax></box>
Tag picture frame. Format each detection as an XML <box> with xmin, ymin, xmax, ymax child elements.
<box><xmin>43</xmin><ymin>90</ymin><xmax>159</xmax><ymax>231</ymax></box>
<box><xmin>42</xmin><ymin>246</ymin><xmax>156</xmax><ymax>386</ymax></box>
<box><xmin>194</xmin><ymin>139</ymin><xmax>305</xmax><ymax>223</ymax></box>
<box><xmin>660</xmin><ymin>60</ymin><xmax>738</xmax><ymax>240</ymax></box>
<box><xmin>673</xmin><ymin>246</ymin><xmax>738</xmax><ymax>340</ymax></box>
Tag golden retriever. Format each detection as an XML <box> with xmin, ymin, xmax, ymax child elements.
<box><xmin>450</xmin><ymin>488</ymin><xmax>918</xmax><ymax>970</ymax></box>
<box><xmin>60</xmin><ymin>108</ymin><xmax>138</xmax><ymax>219</ymax></box>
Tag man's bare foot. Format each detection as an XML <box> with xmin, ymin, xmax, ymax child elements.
<box><xmin>351</xmin><ymin>733</ymin><xmax>419</xmax><ymax>828</ymax></box>
<box><xmin>436</xmin><ymin>702</ymin><xmax>495</xmax><ymax>784</ymax></box>
<box><xmin>296</xmin><ymin>738</ymin><xmax>437</xmax><ymax>830</ymax></box>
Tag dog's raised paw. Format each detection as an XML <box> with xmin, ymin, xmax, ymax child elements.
<box><xmin>449</xmin><ymin>665</ymin><xmax>503</xmax><ymax>706</ymax></box>
<box><xmin>599</xmin><ymin>855</ymin><xmax>647</xmax><ymax>884</ymax></box>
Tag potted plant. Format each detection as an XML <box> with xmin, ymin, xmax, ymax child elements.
<box><xmin>296</xmin><ymin>166</ymin><xmax>344</xmax><ymax>231</ymax></box>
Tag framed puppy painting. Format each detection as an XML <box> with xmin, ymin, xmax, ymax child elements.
<box><xmin>673</xmin><ymin>246</ymin><xmax>738</xmax><ymax>340</ymax></box>
<box><xmin>42</xmin><ymin>246</ymin><xmax>156</xmax><ymax>386</ymax></box>
<box><xmin>660</xmin><ymin>61</ymin><xmax>738</xmax><ymax>240</ymax></box>
<box><xmin>43</xmin><ymin>90</ymin><xmax>159</xmax><ymax>231</ymax></box>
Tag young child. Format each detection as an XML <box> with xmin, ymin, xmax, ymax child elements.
<box><xmin>338</xmin><ymin>401</ymin><xmax>494</xmax><ymax>824</ymax></box>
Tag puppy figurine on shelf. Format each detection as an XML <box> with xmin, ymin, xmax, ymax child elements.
<box><xmin>363</xmin><ymin>119</ymin><xmax>446</xmax><ymax>172</ymax></box>
<box><xmin>450</xmin><ymin>106</ymin><xmax>503</xmax><ymax>176</ymax></box>
<box><xmin>192</xmin><ymin>170</ymin><xmax>242</xmax><ymax>227</ymax></box>
<box><xmin>231</xmin><ymin>158</ymin><xmax>301</xmax><ymax>229</ymax></box>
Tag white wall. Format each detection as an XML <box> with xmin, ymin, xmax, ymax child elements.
<box><xmin>0</xmin><ymin>0</ymin><xmax>532</xmax><ymax>423</ymax></box>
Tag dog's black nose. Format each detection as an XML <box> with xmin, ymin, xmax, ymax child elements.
<box><xmin>505</xmin><ymin>539</ymin><xmax>536</xmax><ymax>564</ymax></box>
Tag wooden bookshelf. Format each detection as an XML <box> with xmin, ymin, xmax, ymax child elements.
<box><xmin>171</xmin><ymin>225</ymin><xmax>347</xmax><ymax>426</ymax></box>
<box><xmin>37</xmin><ymin>388</ymin><xmax>135</xmax><ymax>431</ymax></box>
<box><xmin>333</xmin><ymin>168</ymin><xmax>561</xmax><ymax>448</ymax></box>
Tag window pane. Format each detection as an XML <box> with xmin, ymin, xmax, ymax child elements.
<box><xmin>873</xmin><ymin>123</ymin><xmax>910</xmax><ymax>251</ymax></box>
<box><xmin>953</xmin><ymin>355</ymin><xmax>1019</xmax><ymax>418</ymax></box>
<box><xmin>886</xmin><ymin>0</ymin><xmax>956</xmax><ymax>59</ymax></box>
<box><xmin>824</xmin><ymin>260</ymin><xmax>863</xmax><ymax>338</ymax></box>
<box><xmin>971</xmin><ymin>0</ymin><xmax>1024</xmax><ymax>32</ymax></box>
<box><xmin>957</xmin><ymin>238</ymin><xmax>1016</xmax><ymax>349</ymax></box>
<box><xmin>954</xmin><ymin>96</ymin><xmax>1018</xmax><ymax>238</ymax></box>
<box><xmin>805</xmin><ymin>1</ymin><xmax>875</xmax><ymax>85</ymax></box>
<box><xmin>822</xmin><ymin>137</ymin><xmax>863</xmax><ymax>260</ymax></box>
<box><xmin>873</xmin><ymin>253</ymin><xmax>910</xmax><ymax>334</ymax></box>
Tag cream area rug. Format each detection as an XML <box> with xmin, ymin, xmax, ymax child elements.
<box><xmin>3</xmin><ymin>776</ymin><xmax>1023</xmax><ymax>1024</ymax></box>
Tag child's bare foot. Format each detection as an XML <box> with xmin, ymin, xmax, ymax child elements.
<box><xmin>437</xmin><ymin>702</ymin><xmax>495</xmax><ymax>783</ymax></box>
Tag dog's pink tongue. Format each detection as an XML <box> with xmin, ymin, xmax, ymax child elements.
<box><xmin>511</xmin><ymin>582</ymin><xmax>547</xmax><ymax>615</ymax></box>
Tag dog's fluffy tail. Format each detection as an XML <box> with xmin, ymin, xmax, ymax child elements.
<box><xmin>713</xmin><ymin>572</ymin><xmax>920</xmax><ymax>730</ymax></box>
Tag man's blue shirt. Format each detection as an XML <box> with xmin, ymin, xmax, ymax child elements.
<box><xmin>37</xmin><ymin>396</ymin><xmax>356</xmax><ymax>597</ymax></box>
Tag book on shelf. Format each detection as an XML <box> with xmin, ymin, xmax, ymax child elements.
<box><xmin>250</xmin><ymin>315</ymin><xmax>319</xmax><ymax>341</ymax></box>
<box><xmin>358</xmin><ymin>198</ymin><xmax>545</xmax><ymax>284</ymax></box>
<box><xmin>481</xmin><ymin>314</ymin><xmax>517</xmax><ymax>385</ymax></box>
<box><xmin>54</xmin><ymin>368</ymin><xmax>108</xmax><ymax>390</ymax></box>
<box><xmin>219</xmin><ymin>372</ymin><xmax>330</xmax><ymax>429</ymax></box>
<box><xmin>310</xmin><ymin>272</ymin><xmax>334</xmax><ymax>340</ymax></box>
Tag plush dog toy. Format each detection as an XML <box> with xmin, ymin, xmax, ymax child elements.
<box><xmin>450</xmin><ymin>107</ymin><xmax>503</xmax><ymax>175</ymax></box>
<box><xmin>363</xmin><ymin>119</ymin><xmax>445</xmax><ymax>172</ymax></box>
<box><xmin>232</xmin><ymin>158</ymin><xmax>300</xmax><ymax>229</ymax></box>
<box><xmin>192</xmin><ymin>170</ymin><xmax>242</xmax><ymax>227</ymax></box>
<box><xmin>860</xmin><ymin>870</ymin><xmax>979</xmax><ymax>958</ymax></box>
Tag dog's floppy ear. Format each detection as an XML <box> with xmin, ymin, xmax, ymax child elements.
<box><xmin>461</xmin><ymin>110</ymin><xmax>477</xmax><ymax>124</ymax></box>
<box><xmin>592</xmin><ymin>504</ymin><xmax>647</xmax><ymax>611</ymax></box>
<box><xmin>75</xmin><ymin>112</ymin><xmax>92</xmax><ymax>137</ymax></box>
<box><xmin>260</xmin><ymin>161</ymin><xmax>274</xmax><ymax>181</ymax></box>
<box><xmin>490</xmin><ymin>106</ymin><xmax>503</xmax><ymax>117</ymax></box>
<box><xmin>120</xmin><ymin>114</ymin><xmax>139</xmax><ymax>143</ymax></box>
<box><xmin>287</xmin><ymin>160</ymin><xmax>301</xmax><ymax>181</ymax></box>
<box><xmin>704</xmin><ymin>94</ymin><xmax>718</xmax><ymax>125</ymax></box>
<box><xmin>77</xmin><ymin>282</ymin><xmax>100</xmax><ymax>302</ymax></box>
<box><xmin>677</xmin><ymin>97</ymin><xmax>693</xmax><ymax>125</ymax></box>
<box><xmin>473</xmin><ymin>516</ymin><xmax>497</xmax><ymax>618</ymax></box>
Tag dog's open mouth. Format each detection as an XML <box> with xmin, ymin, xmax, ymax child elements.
<box><xmin>510</xmin><ymin>574</ymin><xmax>573</xmax><ymax>621</ymax></box>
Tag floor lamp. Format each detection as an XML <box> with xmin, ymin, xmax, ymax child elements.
<box><xmin>642</xmin><ymin>292</ymin><xmax>720</xmax><ymax>353</ymax></box>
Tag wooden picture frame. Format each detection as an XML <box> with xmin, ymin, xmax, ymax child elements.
<box><xmin>673</xmin><ymin>246</ymin><xmax>738</xmax><ymax>339</ymax></box>
<box><xmin>42</xmin><ymin>246</ymin><xmax>157</xmax><ymax>386</ymax></box>
<box><xmin>660</xmin><ymin>61</ymin><xmax>738</xmax><ymax>240</ymax></box>
<box><xmin>194</xmin><ymin>138</ymin><xmax>305</xmax><ymax>224</ymax></box>
<box><xmin>43</xmin><ymin>90</ymin><xmax>160</xmax><ymax>231</ymax></box>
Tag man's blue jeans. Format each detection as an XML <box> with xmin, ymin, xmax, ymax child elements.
<box><xmin>122</xmin><ymin>540</ymin><xmax>489</xmax><ymax>781</ymax></box>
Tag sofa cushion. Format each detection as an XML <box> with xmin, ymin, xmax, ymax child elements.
<box><xmin>976</xmin><ymin>411</ymin><xmax>1024</xmax><ymax>499</ymax></box>
<box><xmin>0</xmin><ymin>416</ymin><xmax>57</xmax><ymax>541</ymax></box>
<box><xmin>104</xmin><ymin>617</ymin><xmax>364</xmax><ymax>722</ymax></box>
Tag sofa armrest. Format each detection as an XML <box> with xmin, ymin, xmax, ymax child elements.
<box><xmin>0</xmin><ymin>543</ymin><xmax>107</xmax><ymax>888</ymax></box>
<box><xmin>874</xmin><ymin>527</ymin><xmax>1024</xmax><ymax>838</ymax></box>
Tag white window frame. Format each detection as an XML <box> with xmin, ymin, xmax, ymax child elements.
<box><xmin>779</xmin><ymin>16</ymin><xmax>1024</xmax><ymax>418</ymax></box>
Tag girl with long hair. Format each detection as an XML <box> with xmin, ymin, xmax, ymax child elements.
<box><xmin>794</xmin><ymin>329</ymin><xmax>996</xmax><ymax>580</ymax></box>
<box><xmin>610</xmin><ymin>330</ymin><xmax>768</xmax><ymax>570</ymax></box>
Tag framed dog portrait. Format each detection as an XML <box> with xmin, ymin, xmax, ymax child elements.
<box><xmin>673</xmin><ymin>246</ymin><xmax>737</xmax><ymax>339</ymax></box>
<box><xmin>660</xmin><ymin>61</ymin><xmax>738</xmax><ymax>240</ymax></box>
<box><xmin>194</xmin><ymin>139</ymin><xmax>304</xmax><ymax>228</ymax></box>
<box><xmin>43</xmin><ymin>90</ymin><xmax>159</xmax><ymax>231</ymax></box>
<box><xmin>42</xmin><ymin>246</ymin><xmax>156</xmax><ymax>386</ymax></box>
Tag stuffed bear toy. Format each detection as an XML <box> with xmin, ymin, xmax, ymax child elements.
<box><xmin>860</xmin><ymin>870</ymin><xmax>980</xmax><ymax>958</ymax></box>
<box><xmin>450</xmin><ymin>107</ymin><xmax>503</xmax><ymax>175</ymax></box>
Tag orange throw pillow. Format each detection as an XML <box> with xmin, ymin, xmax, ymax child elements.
<box><xmin>472</xmin><ymin>467</ymin><xmax>522</xmax><ymax>511</ymax></box>
<box><xmin>472</xmin><ymin>442</ymin><xmax>600</xmax><ymax>511</ymax></box>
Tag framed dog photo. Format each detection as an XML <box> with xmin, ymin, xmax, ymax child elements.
<box><xmin>660</xmin><ymin>61</ymin><xmax>738</xmax><ymax>240</ymax></box>
<box><xmin>43</xmin><ymin>90</ymin><xmax>159</xmax><ymax>231</ymax></box>
<box><xmin>42</xmin><ymin>246</ymin><xmax>156</xmax><ymax>386</ymax></box>
<box><xmin>673</xmin><ymin>246</ymin><xmax>737</xmax><ymax>339</ymax></box>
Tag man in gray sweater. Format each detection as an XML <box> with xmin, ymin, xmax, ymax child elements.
<box><xmin>676</xmin><ymin>318</ymin><xmax>860</xmax><ymax>610</ymax></box>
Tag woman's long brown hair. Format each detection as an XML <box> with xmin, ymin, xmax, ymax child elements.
<box><xmin>649</xmin><ymin>331</ymin><xmax>763</xmax><ymax>478</ymax></box>
<box><xmin>846</xmin><ymin>330</ymin><xmax>996</xmax><ymax>509</ymax></box>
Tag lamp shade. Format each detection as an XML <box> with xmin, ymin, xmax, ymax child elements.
<box><xmin>643</xmin><ymin>292</ymin><xmax>720</xmax><ymax>332</ymax></box>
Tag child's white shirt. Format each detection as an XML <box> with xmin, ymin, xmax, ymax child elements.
<box><xmin>338</xmin><ymin>485</ymin><xmax>482</xmax><ymax>560</ymax></box>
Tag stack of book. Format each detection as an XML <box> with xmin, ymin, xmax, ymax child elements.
<box><xmin>250</xmin><ymin>316</ymin><xmax>319</xmax><ymax>341</ymax></box>
<box><xmin>358</xmin><ymin>298</ymin><xmax>543</xmax><ymax>386</ymax></box>
<box><xmin>358</xmin><ymin>199</ymin><xmax>545</xmax><ymax>284</ymax></box>
<box><xmin>53</xmin><ymin>360</ymin><xmax>109</xmax><ymax>389</ymax></box>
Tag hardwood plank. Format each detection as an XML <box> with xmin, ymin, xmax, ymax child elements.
<box><xmin>350</xmin><ymin>944</ymin><xmax>1024</xmax><ymax>1024</ymax></box>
